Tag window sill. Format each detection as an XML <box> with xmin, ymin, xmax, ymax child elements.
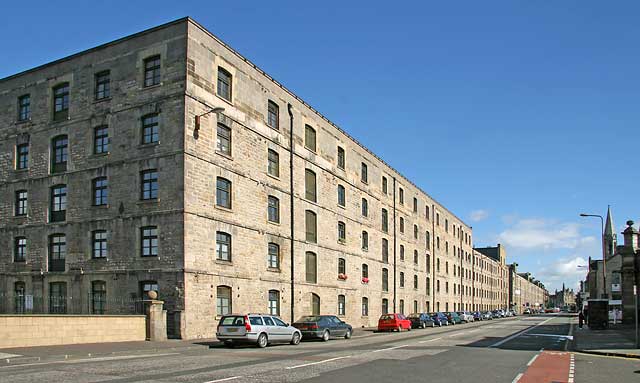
<box><xmin>90</xmin><ymin>152</ymin><xmax>109</xmax><ymax>158</ymax></box>
<box><xmin>141</xmin><ymin>255</ymin><xmax>159</xmax><ymax>259</ymax></box>
<box><xmin>138</xmin><ymin>199</ymin><xmax>159</xmax><ymax>205</ymax></box>
<box><xmin>13</xmin><ymin>168</ymin><xmax>29</xmax><ymax>174</ymax></box>
<box><xmin>337</xmin><ymin>204</ymin><xmax>346</xmax><ymax>210</ymax></box>
<box><xmin>267</xmin><ymin>220</ymin><xmax>281</xmax><ymax>226</ymax></box>
<box><xmin>361</xmin><ymin>248</ymin><xmax>368</xmax><ymax>252</ymax></box>
<box><xmin>91</xmin><ymin>257</ymin><xmax>108</xmax><ymax>261</ymax></box>
<box><xmin>215</xmin><ymin>151</ymin><xmax>233</xmax><ymax>160</ymax></box>
<box><xmin>92</xmin><ymin>204</ymin><xmax>110</xmax><ymax>209</ymax></box>
<box><xmin>304</xmin><ymin>146</ymin><xmax>317</xmax><ymax>154</ymax></box>
<box><xmin>93</xmin><ymin>97</ymin><xmax>112</xmax><ymax>104</ymax></box>
<box><xmin>142</xmin><ymin>83</ymin><xmax>163</xmax><ymax>91</ymax></box>
<box><xmin>266</xmin><ymin>173</ymin><xmax>280</xmax><ymax>181</ymax></box>
<box><xmin>215</xmin><ymin>259</ymin><xmax>233</xmax><ymax>266</ymax></box>
<box><xmin>215</xmin><ymin>94</ymin><xmax>234</xmax><ymax>106</ymax></box>
<box><xmin>338</xmin><ymin>239</ymin><xmax>346</xmax><ymax>245</ymax></box>
<box><xmin>15</xmin><ymin>118</ymin><xmax>32</xmax><ymax>125</ymax></box>
<box><xmin>138</xmin><ymin>142</ymin><xmax>160</xmax><ymax>149</ymax></box>
<box><xmin>267</xmin><ymin>267</ymin><xmax>281</xmax><ymax>273</ymax></box>
<box><xmin>215</xmin><ymin>205</ymin><xmax>233</xmax><ymax>213</ymax></box>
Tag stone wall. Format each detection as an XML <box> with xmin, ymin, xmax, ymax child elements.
<box><xmin>0</xmin><ymin>315</ymin><xmax>145</xmax><ymax>348</ymax></box>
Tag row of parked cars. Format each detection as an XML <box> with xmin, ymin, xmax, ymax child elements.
<box><xmin>216</xmin><ymin>309</ymin><xmax>519</xmax><ymax>348</ymax></box>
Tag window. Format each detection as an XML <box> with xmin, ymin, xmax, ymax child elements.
<box><xmin>265</xmin><ymin>100</ymin><xmax>280</xmax><ymax>129</ymax></box>
<box><xmin>399</xmin><ymin>188</ymin><xmax>404</xmax><ymax>204</ymax></box>
<box><xmin>268</xmin><ymin>243</ymin><xmax>279</xmax><ymax>269</ymax></box>
<box><xmin>16</xmin><ymin>143</ymin><xmax>28</xmax><ymax>169</ymax></box>
<box><xmin>426</xmin><ymin>231</ymin><xmax>431</xmax><ymax>249</ymax></box>
<box><xmin>437</xmin><ymin>236</ymin><xmax>440</xmax><ymax>249</ymax></box>
<box><xmin>361</xmin><ymin>198</ymin><xmax>368</xmax><ymax>217</ymax></box>
<box><xmin>337</xmin><ymin>146</ymin><xmax>345</xmax><ymax>169</ymax></box>
<box><xmin>95</xmin><ymin>71</ymin><xmax>110</xmax><ymax>99</ymax></box>
<box><xmin>337</xmin><ymin>221</ymin><xmax>346</xmax><ymax>242</ymax></box>
<box><xmin>266</xmin><ymin>196</ymin><xmax>280</xmax><ymax>223</ymax></box>
<box><xmin>400</xmin><ymin>245</ymin><xmax>405</xmax><ymax>261</ymax></box>
<box><xmin>400</xmin><ymin>217</ymin><xmax>404</xmax><ymax>233</ymax></box>
<box><xmin>382</xmin><ymin>208</ymin><xmax>388</xmax><ymax>232</ymax></box>
<box><xmin>93</xmin><ymin>177</ymin><xmax>108</xmax><ymax>206</ymax></box>
<box><xmin>437</xmin><ymin>258</ymin><xmax>440</xmax><ymax>272</ymax></box>
<box><xmin>399</xmin><ymin>272</ymin><xmax>405</xmax><ymax>288</ymax></box>
<box><xmin>267</xmin><ymin>149</ymin><xmax>279</xmax><ymax>177</ymax></box>
<box><xmin>437</xmin><ymin>279</ymin><xmax>440</xmax><ymax>292</ymax></box>
<box><xmin>269</xmin><ymin>290</ymin><xmax>280</xmax><ymax>315</ymax></box>
<box><xmin>53</xmin><ymin>83</ymin><xmax>69</xmax><ymax>121</ymax></box>
<box><xmin>362</xmin><ymin>264</ymin><xmax>369</xmax><ymax>279</ymax></box>
<box><xmin>361</xmin><ymin>162</ymin><xmax>368</xmax><ymax>183</ymax></box>
<box><xmin>311</xmin><ymin>293</ymin><xmax>320</xmax><ymax>315</ymax></box>
<box><xmin>305</xmin><ymin>210</ymin><xmax>317</xmax><ymax>243</ymax></box>
<box><xmin>141</xmin><ymin>170</ymin><xmax>158</xmax><ymax>200</ymax></box>
<box><xmin>48</xmin><ymin>234</ymin><xmax>66</xmax><ymax>272</ymax></box>
<box><xmin>144</xmin><ymin>56</ymin><xmax>161</xmax><ymax>87</ymax></box>
<box><xmin>217</xmin><ymin>67</ymin><xmax>232</xmax><ymax>101</ymax></box>
<box><xmin>338</xmin><ymin>295</ymin><xmax>346</xmax><ymax>316</ymax></box>
<box><xmin>216</xmin><ymin>232</ymin><xmax>231</xmax><ymax>261</ymax></box>
<box><xmin>141</xmin><ymin>226</ymin><xmax>158</xmax><ymax>257</ymax></box>
<box><xmin>142</xmin><ymin>114</ymin><xmax>159</xmax><ymax>144</ymax></box>
<box><xmin>15</xmin><ymin>190</ymin><xmax>27</xmax><ymax>216</ymax></box>
<box><xmin>426</xmin><ymin>277</ymin><xmax>431</xmax><ymax>295</ymax></box>
<box><xmin>426</xmin><ymin>254</ymin><xmax>431</xmax><ymax>273</ymax></box>
<box><xmin>217</xmin><ymin>286</ymin><xmax>232</xmax><ymax>316</ymax></box>
<box><xmin>92</xmin><ymin>230</ymin><xmax>108</xmax><ymax>259</ymax></box>
<box><xmin>399</xmin><ymin>300</ymin><xmax>404</xmax><ymax>315</ymax></box>
<box><xmin>338</xmin><ymin>258</ymin><xmax>346</xmax><ymax>276</ymax></box>
<box><xmin>414</xmin><ymin>225</ymin><xmax>418</xmax><ymax>239</ymax></box>
<box><xmin>382</xmin><ymin>238</ymin><xmax>389</xmax><ymax>263</ymax></box>
<box><xmin>362</xmin><ymin>231</ymin><xmax>368</xmax><ymax>250</ymax></box>
<box><xmin>362</xmin><ymin>297</ymin><xmax>369</xmax><ymax>316</ymax></box>
<box><xmin>414</xmin><ymin>300</ymin><xmax>418</xmax><ymax>313</ymax></box>
<box><xmin>414</xmin><ymin>275</ymin><xmax>418</xmax><ymax>289</ymax></box>
<box><xmin>436</xmin><ymin>213</ymin><xmax>440</xmax><ymax>226</ymax></box>
<box><xmin>305</xmin><ymin>169</ymin><xmax>316</xmax><ymax>202</ymax></box>
<box><xmin>50</xmin><ymin>185</ymin><xmax>67</xmax><ymax>222</ymax></box>
<box><xmin>49</xmin><ymin>282</ymin><xmax>67</xmax><ymax>314</ymax></box>
<box><xmin>382</xmin><ymin>268</ymin><xmax>389</xmax><ymax>291</ymax></box>
<box><xmin>306</xmin><ymin>252</ymin><xmax>317</xmax><ymax>283</ymax></box>
<box><xmin>14</xmin><ymin>282</ymin><xmax>25</xmax><ymax>314</ymax></box>
<box><xmin>51</xmin><ymin>135</ymin><xmax>68</xmax><ymax>173</ymax></box>
<box><xmin>413</xmin><ymin>197</ymin><xmax>418</xmax><ymax>213</ymax></box>
<box><xmin>382</xmin><ymin>176</ymin><xmax>388</xmax><ymax>194</ymax></box>
<box><xmin>14</xmin><ymin>237</ymin><xmax>26</xmax><ymax>262</ymax></box>
<box><xmin>91</xmin><ymin>281</ymin><xmax>106</xmax><ymax>314</ymax></box>
<box><xmin>18</xmin><ymin>94</ymin><xmax>30</xmax><ymax>121</ymax></box>
<box><xmin>305</xmin><ymin>125</ymin><xmax>316</xmax><ymax>151</ymax></box>
<box><xmin>414</xmin><ymin>249</ymin><xmax>419</xmax><ymax>265</ymax></box>
<box><xmin>337</xmin><ymin>185</ymin><xmax>345</xmax><ymax>207</ymax></box>
<box><xmin>426</xmin><ymin>205</ymin><xmax>430</xmax><ymax>220</ymax></box>
<box><xmin>445</xmin><ymin>219</ymin><xmax>449</xmax><ymax>232</ymax></box>
<box><xmin>216</xmin><ymin>123</ymin><xmax>231</xmax><ymax>155</ymax></box>
<box><xmin>216</xmin><ymin>177</ymin><xmax>231</xmax><ymax>208</ymax></box>
<box><xmin>382</xmin><ymin>298</ymin><xmax>389</xmax><ymax>314</ymax></box>
<box><xmin>94</xmin><ymin>126</ymin><xmax>109</xmax><ymax>154</ymax></box>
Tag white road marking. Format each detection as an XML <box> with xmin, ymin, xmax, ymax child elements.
<box><xmin>490</xmin><ymin>317</ymin><xmax>554</xmax><ymax>347</ymax></box>
<box><xmin>511</xmin><ymin>372</ymin><xmax>523</xmax><ymax>383</ymax></box>
<box><xmin>371</xmin><ymin>344</ymin><xmax>409</xmax><ymax>353</ymax></box>
<box><xmin>527</xmin><ymin>353</ymin><xmax>539</xmax><ymax>366</ymax></box>
<box><xmin>418</xmin><ymin>337</ymin><xmax>442</xmax><ymax>343</ymax></box>
<box><xmin>0</xmin><ymin>353</ymin><xmax>22</xmax><ymax>359</ymax></box>
<box><xmin>0</xmin><ymin>352</ymin><xmax>180</xmax><ymax>369</ymax></box>
<box><xmin>203</xmin><ymin>377</ymin><xmax>242</xmax><ymax>383</ymax></box>
<box><xmin>286</xmin><ymin>356</ymin><xmax>351</xmax><ymax>370</ymax></box>
<box><xmin>525</xmin><ymin>333</ymin><xmax>573</xmax><ymax>340</ymax></box>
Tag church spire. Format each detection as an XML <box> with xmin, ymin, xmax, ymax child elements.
<box><xmin>604</xmin><ymin>205</ymin><xmax>614</xmax><ymax>237</ymax></box>
<box><xmin>604</xmin><ymin>205</ymin><xmax>617</xmax><ymax>258</ymax></box>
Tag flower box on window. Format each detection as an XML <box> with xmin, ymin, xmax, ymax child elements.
<box><xmin>361</xmin><ymin>277</ymin><xmax>369</xmax><ymax>284</ymax></box>
<box><xmin>338</xmin><ymin>273</ymin><xmax>348</xmax><ymax>280</ymax></box>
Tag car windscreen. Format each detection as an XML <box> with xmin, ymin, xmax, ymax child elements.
<box><xmin>380</xmin><ymin>314</ymin><xmax>394</xmax><ymax>320</ymax></box>
<box><xmin>220</xmin><ymin>316</ymin><xmax>245</xmax><ymax>326</ymax></box>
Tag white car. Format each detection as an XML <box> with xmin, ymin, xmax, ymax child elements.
<box><xmin>217</xmin><ymin>313</ymin><xmax>302</xmax><ymax>348</ymax></box>
<box><xmin>456</xmin><ymin>311</ymin><xmax>474</xmax><ymax>323</ymax></box>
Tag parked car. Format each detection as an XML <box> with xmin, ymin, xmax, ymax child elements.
<box><xmin>472</xmin><ymin>311</ymin><xmax>483</xmax><ymax>321</ymax></box>
<box><xmin>217</xmin><ymin>314</ymin><xmax>302</xmax><ymax>348</ymax></box>
<box><xmin>504</xmin><ymin>310</ymin><xmax>512</xmax><ymax>317</ymax></box>
<box><xmin>523</xmin><ymin>308</ymin><xmax>532</xmax><ymax>315</ymax></box>
<box><xmin>457</xmin><ymin>311</ymin><xmax>474</xmax><ymax>323</ymax></box>
<box><xmin>407</xmin><ymin>313</ymin><xmax>436</xmax><ymax>329</ymax></box>
<box><xmin>444</xmin><ymin>312</ymin><xmax>463</xmax><ymax>325</ymax></box>
<box><xmin>292</xmin><ymin>315</ymin><xmax>352</xmax><ymax>341</ymax></box>
<box><xmin>378</xmin><ymin>313</ymin><xmax>412</xmax><ymax>332</ymax></box>
<box><xmin>482</xmin><ymin>311</ymin><xmax>493</xmax><ymax>320</ymax></box>
<box><xmin>491</xmin><ymin>310</ymin><xmax>502</xmax><ymax>319</ymax></box>
<box><xmin>430</xmin><ymin>312</ymin><xmax>450</xmax><ymax>326</ymax></box>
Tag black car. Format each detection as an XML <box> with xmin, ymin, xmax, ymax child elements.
<box><xmin>292</xmin><ymin>315</ymin><xmax>353</xmax><ymax>341</ymax></box>
<box><xmin>430</xmin><ymin>312</ymin><xmax>449</xmax><ymax>326</ymax></box>
<box><xmin>407</xmin><ymin>313</ymin><xmax>436</xmax><ymax>328</ymax></box>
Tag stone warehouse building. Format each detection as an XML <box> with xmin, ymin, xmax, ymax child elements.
<box><xmin>0</xmin><ymin>18</ymin><xmax>546</xmax><ymax>339</ymax></box>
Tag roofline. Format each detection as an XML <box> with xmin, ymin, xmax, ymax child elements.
<box><xmin>0</xmin><ymin>15</ymin><xmax>471</xmax><ymax>228</ymax></box>
<box><xmin>185</xmin><ymin>17</ymin><xmax>472</xmax><ymax>229</ymax></box>
<box><xmin>0</xmin><ymin>17</ymin><xmax>190</xmax><ymax>84</ymax></box>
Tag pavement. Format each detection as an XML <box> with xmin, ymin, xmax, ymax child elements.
<box><xmin>572</xmin><ymin>320</ymin><xmax>640</xmax><ymax>359</ymax></box>
<box><xmin>1</xmin><ymin>315</ymin><xmax>638</xmax><ymax>383</ymax></box>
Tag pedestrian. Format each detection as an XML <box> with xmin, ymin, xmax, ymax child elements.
<box><xmin>578</xmin><ymin>310</ymin><xmax>584</xmax><ymax>329</ymax></box>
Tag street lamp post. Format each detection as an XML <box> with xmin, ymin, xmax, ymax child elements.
<box><xmin>580</xmin><ymin>213</ymin><xmax>607</xmax><ymax>299</ymax></box>
<box><xmin>194</xmin><ymin>107</ymin><xmax>225</xmax><ymax>138</ymax></box>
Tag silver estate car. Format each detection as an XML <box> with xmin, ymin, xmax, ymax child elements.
<box><xmin>216</xmin><ymin>314</ymin><xmax>302</xmax><ymax>348</ymax></box>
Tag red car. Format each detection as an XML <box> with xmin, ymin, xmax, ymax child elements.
<box><xmin>378</xmin><ymin>313</ymin><xmax>412</xmax><ymax>332</ymax></box>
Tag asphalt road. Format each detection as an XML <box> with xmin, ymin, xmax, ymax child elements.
<box><xmin>1</xmin><ymin>314</ymin><xmax>638</xmax><ymax>383</ymax></box>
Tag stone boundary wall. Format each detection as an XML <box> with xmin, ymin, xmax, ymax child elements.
<box><xmin>0</xmin><ymin>315</ymin><xmax>146</xmax><ymax>348</ymax></box>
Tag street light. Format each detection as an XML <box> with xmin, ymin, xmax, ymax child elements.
<box><xmin>194</xmin><ymin>107</ymin><xmax>225</xmax><ymax>138</ymax></box>
<box><xmin>579</xmin><ymin>212</ymin><xmax>607</xmax><ymax>299</ymax></box>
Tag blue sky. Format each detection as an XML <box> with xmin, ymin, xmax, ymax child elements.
<box><xmin>3</xmin><ymin>1</ymin><xmax>639</xmax><ymax>292</ymax></box>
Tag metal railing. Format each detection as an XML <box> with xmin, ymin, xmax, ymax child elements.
<box><xmin>0</xmin><ymin>293</ymin><xmax>144</xmax><ymax>315</ymax></box>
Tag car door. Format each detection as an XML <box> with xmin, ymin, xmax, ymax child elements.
<box><xmin>273</xmin><ymin>317</ymin><xmax>294</xmax><ymax>341</ymax></box>
<box><xmin>331</xmin><ymin>316</ymin><xmax>347</xmax><ymax>336</ymax></box>
<box><xmin>262</xmin><ymin>316</ymin><xmax>281</xmax><ymax>341</ymax></box>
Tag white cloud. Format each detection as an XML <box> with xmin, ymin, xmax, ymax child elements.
<box><xmin>497</xmin><ymin>218</ymin><xmax>596</xmax><ymax>250</ymax></box>
<box><xmin>537</xmin><ymin>256</ymin><xmax>588</xmax><ymax>292</ymax></box>
<box><xmin>469</xmin><ymin>209</ymin><xmax>489</xmax><ymax>222</ymax></box>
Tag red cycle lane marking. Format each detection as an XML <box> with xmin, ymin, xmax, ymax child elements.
<box><xmin>518</xmin><ymin>351</ymin><xmax>571</xmax><ymax>383</ymax></box>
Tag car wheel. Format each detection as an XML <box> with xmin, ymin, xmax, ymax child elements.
<box><xmin>257</xmin><ymin>333</ymin><xmax>268</xmax><ymax>348</ymax></box>
<box><xmin>432</xmin><ymin>322</ymin><xmax>436</xmax><ymax>328</ymax></box>
<box><xmin>344</xmin><ymin>329</ymin><xmax>352</xmax><ymax>339</ymax></box>
<box><xmin>223</xmin><ymin>340</ymin><xmax>234</xmax><ymax>348</ymax></box>
<box><xmin>407</xmin><ymin>326</ymin><xmax>411</xmax><ymax>332</ymax></box>
<box><xmin>421</xmin><ymin>322</ymin><xmax>426</xmax><ymax>329</ymax></box>
<box><xmin>290</xmin><ymin>332</ymin><xmax>301</xmax><ymax>345</ymax></box>
<box><xmin>322</xmin><ymin>330</ymin><xmax>330</xmax><ymax>342</ymax></box>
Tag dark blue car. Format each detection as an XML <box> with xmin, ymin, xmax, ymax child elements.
<box><xmin>473</xmin><ymin>311</ymin><xmax>483</xmax><ymax>321</ymax></box>
<box><xmin>429</xmin><ymin>312</ymin><xmax>449</xmax><ymax>326</ymax></box>
<box><xmin>407</xmin><ymin>313</ymin><xmax>436</xmax><ymax>328</ymax></box>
